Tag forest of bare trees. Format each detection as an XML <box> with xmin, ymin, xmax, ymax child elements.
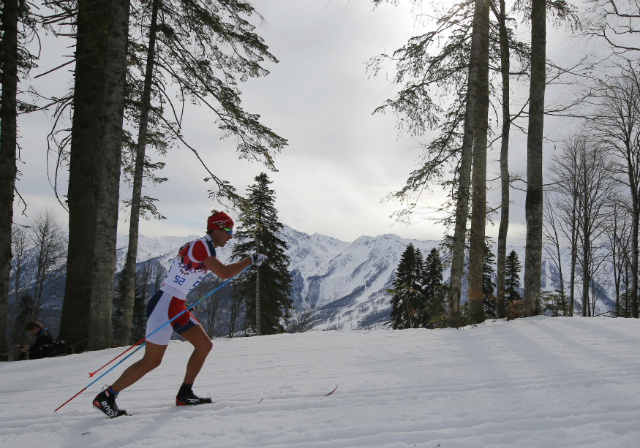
<box><xmin>369</xmin><ymin>0</ymin><xmax>640</xmax><ymax>325</ymax></box>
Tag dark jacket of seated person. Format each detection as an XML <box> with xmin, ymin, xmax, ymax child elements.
<box><xmin>20</xmin><ymin>321</ymin><xmax>55</xmax><ymax>360</ymax></box>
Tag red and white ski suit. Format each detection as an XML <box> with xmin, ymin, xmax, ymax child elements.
<box><xmin>145</xmin><ymin>235</ymin><xmax>216</xmax><ymax>345</ymax></box>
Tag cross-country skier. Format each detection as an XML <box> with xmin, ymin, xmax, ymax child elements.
<box><xmin>93</xmin><ymin>211</ymin><xmax>267</xmax><ymax>418</ymax></box>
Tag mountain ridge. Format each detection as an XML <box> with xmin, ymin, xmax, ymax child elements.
<box><xmin>116</xmin><ymin>225</ymin><xmax>615</xmax><ymax>330</ymax></box>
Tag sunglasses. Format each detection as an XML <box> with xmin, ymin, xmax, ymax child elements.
<box><xmin>222</xmin><ymin>227</ymin><xmax>233</xmax><ymax>236</ymax></box>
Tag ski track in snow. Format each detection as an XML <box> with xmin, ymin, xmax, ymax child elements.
<box><xmin>2</xmin><ymin>316</ymin><xmax>640</xmax><ymax>447</ymax></box>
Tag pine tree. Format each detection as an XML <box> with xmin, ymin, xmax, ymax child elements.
<box><xmin>389</xmin><ymin>244</ymin><xmax>422</xmax><ymax>329</ymax></box>
<box><xmin>505</xmin><ymin>250</ymin><xmax>522</xmax><ymax>303</ymax></box>
<box><xmin>1</xmin><ymin>0</ymin><xmax>39</xmax><ymax>355</ymax></box>
<box><xmin>419</xmin><ymin>248</ymin><xmax>446</xmax><ymax>328</ymax></box>
<box><xmin>231</xmin><ymin>173</ymin><xmax>293</xmax><ymax>336</ymax></box>
<box><xmin>483</xmin><ymin>245</ymin><xmax>497</xmax><ymax>318</ymax></box>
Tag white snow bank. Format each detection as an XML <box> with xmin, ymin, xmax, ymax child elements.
<box><xmin>1</xmin><ymin>316</ymin><xmax>640</xmax><ymax>447</ymax></box>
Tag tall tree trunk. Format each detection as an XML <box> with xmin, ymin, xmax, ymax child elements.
<box><xmin>625</xmin><ymin>264</ymin><xmax>630</xmax><ymax>316</ymax></box>
<box><xmin>87</xmin><ymin>0</ymin><xmax>131</xmax><ymax>350</ymax></box>
<box><xmin>58</xmin><ymin>0</ymin><xmax>109</xmax><ymax>350</ymax></box>
<box><xmin>568</xmin><ymin>192</ymin><xmax>578</xmax><ymax>316</ymax></box>
<box><xmin>612</xmin><ymin>206</ymin><xmax>619</xmax><ymax>315</ymax></box>
<box><xmin>0</xmin><ymin>0</ymin><xmax>19</xmax><ymax>354</ymax></box>
<box><xmin>630</xmin><ymin>194</ymin><xmax>638</xmax><ymax>318</ymax></box>
<box><xmin>581</xmin><ymin>188</ymin><xmax>590</xmax><ymax>316</ymax></box>
<box><xmin>551</xmin><ymin>224</ymin><xmax>565</xmax><ymax>294</ymax></box>
<box><xmin>495</xmin><ymin>0</ymin><xmax>511</xmax><ymax>319</ymax></box>
<box><xmin>119</xmin><ymin>0</ymin><xmax>160</xmax><ymax>346</ymax></box>
<box><xmin>467</xmin><ymin>0</ymin><xmax>491</xmax><ymax>324</ymax></box>
<box><xmin>256</xmin><ymin>265</ymin><xmax>261</xmax><ymax>335</ymax></box>
<box><xmin>255</xmin><ymin>191</ymin><xmax>264</xmax><ymax>335</ymax></box>
<box><xmin>524</xmin><ymin>0</ymin><xmax>546</xmax><ymax>316</ymax></box>
<box><xmin>447</xmin><ymin>0</ymin><xmax>484</xmax><ymax>328</ymax></box>
<box><xmin>584</xmin><ymin>225</ymin><xmax>591</xmax><ymax>316</ymax></box>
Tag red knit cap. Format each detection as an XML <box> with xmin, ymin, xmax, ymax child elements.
<box><xmin>207</xmin><ymin>211</ymin><xmax>234</xmax><ymax>231</ymax></box>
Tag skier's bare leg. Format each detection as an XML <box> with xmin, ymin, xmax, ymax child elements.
<box><xmin>180</xmin><ymin>324</ymin><xmax>213</xmax><ymax>384</ymax></box>
<box><xmin>110</xmin><ymin>342</ymin><xmax>167</xmax><ymax>393</ymax></box>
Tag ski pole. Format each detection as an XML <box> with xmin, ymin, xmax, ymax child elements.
<box><xmin>88</xmin><ymin>264</ymin><xmax>251</xmax><ymax>378</ymax></box>
<box><xmin>55</xmin><ymin>343</ymin><xmax>146</xmax><ymax>412</ymax></box>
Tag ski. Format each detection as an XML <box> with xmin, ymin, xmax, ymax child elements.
<box><xmin>99</xmin><ymin>386</ymin><xmax>338</xmax><ymax>417</ymax></box>
<box><xmin>254</xmin><ymin>385</ymin><xmax>338</xmax><ymax>404</ymax></box>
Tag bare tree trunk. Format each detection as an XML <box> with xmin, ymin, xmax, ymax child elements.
<box><xmin>524</xmin><ymin>0</ymin><xmax>546</xmax><ymax>316</ymax></box>
<box><xmin>569</xmin><ymin>194</ymin><xmax>578</xmax><ymax>316</ymax></box>
<box><xmin>609</xmin><ymin>203</ymin><xmax>623</xmax><ymax>316</ymax></box>
<box><xmin>0</xmin><ymin>0</ymin><xmax>19</xmax><ymax>355</ymax></box>
<box><xmin>119</xmin><ymin>0</ymin><xmax>160</xmax><ymax>346</ymax></box>
<box><xmin>580</xmin><ymin>164</ymin><xmax>592</xmax><ymax>317</ymax></box>
<box><xmin>447</xmin><ymin>0</ymin><xmax>484</xmax><ymax>328</ymax></box>
<box><xmin>88</xmin><ymin>0</ymin><xmax>131</xmax><ymax>350</ymax></box>
<box><xmin>467</xmin><ymin>0</ymin><xmax>491</xmax><ymax>324</ymax></box>
<box><xmin>630</xmin><ymin>196</ymin><xmax>639</xmax><ymax>317</ymax></box>
<box><xmin>495</xmin><ymin>0</ymin><xmax>510</xmax><ymax>319</ymax></box>
<box><xmin>580</xmin><ymin>156</ymin><xmax>590</xmax><ymax>317</ymax></box>
<box><xmin>255</xmin><ymin>203</ymin><xmax>263</xmax><ymax>334</ymax></box>
<box><xmin>543</xmin><ymin>197</ymin><xmax>565</xmax><ymax>293</ymax></box>
<box><xmin>58</xmin><ymin>0</ymin><xmax>109</xmax><ymax>350</ymax></box>
<box><xmin>256</xmin><ymin>266</ymin><xmax>261</xmax><ymax>335</ymax></box>
<box><xmin>625</xmin><ymin>261</ymin><xmax>631</xmax><ymax>315</ymax></box>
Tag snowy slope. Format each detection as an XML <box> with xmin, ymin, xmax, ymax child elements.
<box><xmin>2</xmin><ymin>317</ymin><xmax>640</xmax><ymax>447</ymax></box>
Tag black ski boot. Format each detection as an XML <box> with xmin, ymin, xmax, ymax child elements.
<box><xmin>176</xmin><ymin>387</ymin><xmax>212</xmax><ymax>406</ymax></box>
<box><xmin>93</xmin><ymin>387</ymin><xmax>127</xmax><ymax>418</ymax></box>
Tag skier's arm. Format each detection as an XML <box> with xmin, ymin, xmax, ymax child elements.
<box><xmin>203</xmin><ymin>256</ymin><xmax>252</xmax><ymax>279</ymax></box>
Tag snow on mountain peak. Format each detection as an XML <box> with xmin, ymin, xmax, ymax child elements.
<box><xmin>117</xmin><ymin>225</ymin><xmax>615</xmax><ymax>331</ymax></box>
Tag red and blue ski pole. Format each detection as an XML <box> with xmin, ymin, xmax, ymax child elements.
<box><xmin>54</xmin><ymin>342</ymin><xmax>147</xmax><ymax>412</ymax></box>
<box><xmin>54</xmin><ymin>264</ymin><xmax>251</xmax><ymax>412</ymax></box>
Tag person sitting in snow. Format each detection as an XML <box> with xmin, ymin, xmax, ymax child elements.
<box><xmin>93</xmin><ymin>211</ymin><xmax>267</xmax><ymax>418</ymax></box>
<box><xmin>19</xmin><ymin>321</ymin><xmax>56</xmax><ymax>360</ymax></box>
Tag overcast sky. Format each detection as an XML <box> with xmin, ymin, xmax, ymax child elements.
<box><xmin>13</xmin><ymin>0</ymin><xmax>591</xmax><ymax>244</ymax></box>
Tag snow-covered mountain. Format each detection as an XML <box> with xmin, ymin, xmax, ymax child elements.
<box><xmin>286</xmin><ymin>231</ymin><xmax>441</xmax><ymax>330</ymax></box>
<box><xmin>116</xmin><ymin>226</ymin><xmax>618</xmax><ymax>330</ymax></box>
<box><xmin>116</xmin><ymin>226</ymin><xmax>444</xmax><ymax>330</ymax></box>
<box><xmin>115</xmin><ymin>234</ymin><xmax>200</xmax><ymax>272</ymax></box>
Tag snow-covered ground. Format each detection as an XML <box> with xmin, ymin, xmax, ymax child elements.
<box><xmin>2</xmin><ymin>316</ymin><xmax>640</xmax><ymax>447</ymax></box>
